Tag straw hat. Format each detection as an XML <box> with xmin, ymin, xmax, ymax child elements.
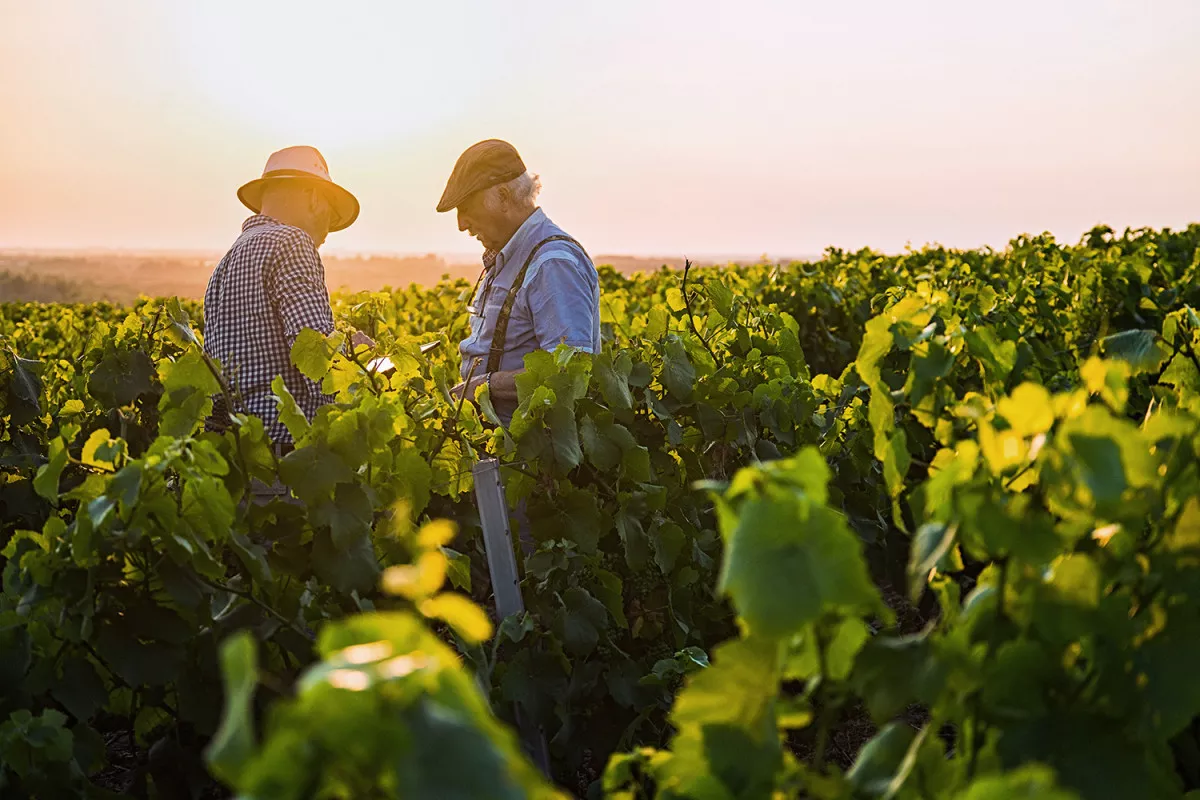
<box><xmin>237</xmin><ymin>146</ymin><xmax>360</xmax><ymax>231</ymax></box>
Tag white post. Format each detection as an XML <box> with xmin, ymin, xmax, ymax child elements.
<box><xmin>472</xmin><ymin>458</ymin><xmax>524</xmax><ymax>620</ymax></box>
<box><xmin>472</xmin><ymin>458</ymin><xmax>551</xmax><ymax>775</ymax></box>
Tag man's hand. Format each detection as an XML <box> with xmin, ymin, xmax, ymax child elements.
<box><xmin>350</xmin><ymin>330</ymin><xmax>376</xmax><ymax>350</ymax></box>
<box><xmin>450</xmin><ymin>373</ymin><xmax>488</xmax><ymax>403</ymax></box>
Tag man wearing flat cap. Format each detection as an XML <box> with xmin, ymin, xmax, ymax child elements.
<box><xmin>204</xmin><ymin>145</ymin><xmax>366</xmax><ymax>449</ymax></box>
<box><xmin>439</xmin><ymin>139</ymin><xmax>601</xmax><ymax>424</ymax></box>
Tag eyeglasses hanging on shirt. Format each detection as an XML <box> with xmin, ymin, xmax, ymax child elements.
<box><xmin>465</xmin><ymin>248</ymin><xmax>500</xmax><ymax>317</ymax></box>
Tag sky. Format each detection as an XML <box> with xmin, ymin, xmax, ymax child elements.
<box><xmin>1</xmin><ymin>0</ymin><xmax>1199</xmax><ymax>258</ymax></box>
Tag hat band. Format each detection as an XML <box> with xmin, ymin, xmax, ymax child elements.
<box><xmin>462</xmin><ymin>168</ymin><xmax>526</xmax><ymax>203</ymax></box>
<box><xmin>486</xmin><ymin>168</ymin><xmax>526</xmax><ymax>188</ymax></box>
<box><xmin>261</xmin><ymin>168</ymin><xmax>332</xmax><ymax>182</ymax></box>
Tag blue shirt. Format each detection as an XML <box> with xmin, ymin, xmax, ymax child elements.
<box><xmin>460</xmin><ymin>209</ymin><xmax>601</xmax><ymax>413</ymax></box>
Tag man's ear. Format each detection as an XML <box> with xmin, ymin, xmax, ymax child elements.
<box><xmin>308</xmin><ymin>188</ymin><xmax>330</xmax><ymax>219</ymax></box>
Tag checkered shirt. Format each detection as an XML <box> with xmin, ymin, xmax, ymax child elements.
<box><xmin>203</xmin><ymin>215</ymin><xmax>335</xmax><ymax>443</ymax></box>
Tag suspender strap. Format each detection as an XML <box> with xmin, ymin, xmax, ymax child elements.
<box><xmin>486</xmin><ymin>235</ymin><xmax>588</xmax><ymax>373</ymax></box>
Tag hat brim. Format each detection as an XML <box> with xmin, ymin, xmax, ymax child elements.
<box><xmin>238</xmin><ymin>175</ymin><xmax>360</xmax><ymax>232</ymax></box>
<box><xmin>436</xmin><ymin>167</ymin><xmax>526</xmax><ymax>213</ymax></box>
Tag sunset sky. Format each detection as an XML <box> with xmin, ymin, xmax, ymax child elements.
<box><xmin>2</xmin><ymin>1</ymin><xmax>1198</xmax><ymax>257</ymax></box>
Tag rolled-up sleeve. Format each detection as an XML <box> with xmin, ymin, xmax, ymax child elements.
<box><xmin>526</xmin><ymin>256</ymin><xmax>600</xmax><ymax>353</ymax></box>
<box><xmin>265</xmin><ymin>230</ymin><xmax>336</xmax><ymax>342</ymax></box>
<box><xmin>264</xmin><ymin>229</ymin><xmax>336</xmax><ymax>415</ymax></box>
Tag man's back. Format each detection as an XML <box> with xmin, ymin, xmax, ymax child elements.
<box><xmin>203</xmin><ymin>214</ymin><xmax>334</xmax><ymax>442</ymax></box>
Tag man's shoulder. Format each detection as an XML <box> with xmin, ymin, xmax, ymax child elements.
<box><xmin>530</xmin><ymin>215</ymin><xmax>590</xmax><ymax>266</ymax></box>
<box><xmin>231</xmin><ymin>218</ymin><xmax>316</xmax><ymax>258</ymax></box>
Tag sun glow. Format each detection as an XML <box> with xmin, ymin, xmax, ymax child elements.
<box><xmin>168</xmin><ymin>3</ymin><xmax>483</xmax><ymax>148</ymax></box>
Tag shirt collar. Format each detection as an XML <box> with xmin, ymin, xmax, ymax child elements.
<box><xmin>497</xmin><ymin>208</ymin><xmax>546</xmax><ymax>268</ymax></box>
<box><xmin>242</xmin><ymin>214</ymin><xmax>281</xmax><ymax>232</ymax></box>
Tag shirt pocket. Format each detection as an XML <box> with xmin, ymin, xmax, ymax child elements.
<box><xmin>481</xmin><ymin>285</ymin><xmax>512</xmax><ymax>319</ymax></box>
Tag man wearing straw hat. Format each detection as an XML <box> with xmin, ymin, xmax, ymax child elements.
<box><xmin>203</xmin><ymin>145</ymin><xmax>363</xmax><ymax>451</ymax></box>
<box><xmin>438</xmin><ymin>139</ymin><xmax>601</xmax><ymax>426</ymax></box>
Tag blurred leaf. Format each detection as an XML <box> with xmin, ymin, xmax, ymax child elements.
<box><xmin>205</xmin><ymin>632</ymin><xmax>258</xmax><ymax>786</ymax></box>
<box><xmin>720</xmin><ymin>495</ymin><xmax>879</xmax><ymax>638</ymax></box>
<box><xmin>420</xmin><ymin>593</ymin><xmax>492</xmax><ymax>645</ymax></box>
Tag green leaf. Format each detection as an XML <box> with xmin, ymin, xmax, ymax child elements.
<box><xmin>616</xmin><ymin>509</ymin><xmax>652</xmax><ymax>570</ymax></box>
<box><xmin>158</xmin><ymin>349</ymin><xmax>220</xmax><ymax>396</ymax></box>
<box><xmin>622</xmin><ymin>446</ymin><xmax>651</xmax><ymax>482</ymax></box>
<box><xmin>727</xmin><ymin>446</ymin><xmax>830</xmax><ymax>506</ymax></box>
<box><xmin>441</xmin><ymin>547</ymin><xmax>471</xmax><ymax>593</ymax></box>
<box><xmin>279</xmin><ymin>443</ymin><xmax>354</xmax><ymax>504</ymax></box>
<box><xmin>907</xmin><ymin>522</ymin><xmax>958</xmax><ymax>603</ymax></box>
<box><xmin>312</xmin><ymin>528</ymin><xmax>380</xmax><ymax>595</ymax></box>
<box><xmin>81</xmin><ymin>428</ymin><xmax>119</xmax><ymax>470</ymax></box>
<box><xmin>704</xmin><ymin>279</ymin><xmax>735</xmax><ymax>319</ymax></box>
<box><xmin>719</xmin><ymin>495</ymin><xmax>880</xmax><ymax>638</ymax></box>
<box><xmin>661</xmin><ymin>636</ymin><xmax>783</xmax><ymax>796</ymax></box>
<box><xmin>0</xmin><ymin>625</ymin><xmax>31</xmax><ymax>689</ymax></box>
<box><xmin>554</xmin><ymin>485</ymin><xmax>602</xmax><ymax>554</ymax></box>
<box><xmin>662</xmin><ymin>336</ymin><xmax>696</xmax><ymax>402</ymax></box>
<box><xmin>554</xmin><ymin>587</ymin><xmax>608</xmax><ymax>656</ymax></box>
<box><xmin>846</xmin><ymin>722</ymin><xmax>917</xmax><ymax>796</ymax></box>
<box><xmin>1101</xmin><ymin>329</ymin><xmax>1169</xmax><ymax>372</ymax></box>
<box><xmin>290</xmin><ymin>328</ymin><xmax>334</xmax><ymax>381</ymax></box>
<box><xmin>165</xmin><ymin>297</ymin><xmax>201</xmax><ymax>346</ymax></box>
<box><xmin>964</xmin><ymin>326</ymin><xmax>1017</xmax><ymax>386</ymax></box>
<box><xmin>580</xmin><ymin>416</ymin><xmax>621</xmax><ymax>471</ymax></box>
<box><xmin>391</xmin><ymin>449</ymin><xmax>433</xmax><ymax>517</ymax></box>
<box><xmin>593</xmin><ymin>569</ymin><xmax>628</xmax><ymax>628</ymax></box>
<box><xmin>312</xmin><ymin>483</ymin><xmax>374</xmax><ymax>549</ymax></box>
<box><xmin>997</xmin><ymin>382</ymin><xmax>1055</xmax><ymax>437</ymax></box>
<box><xmin>87</xmin><ymin>349</ymin><xmax>155</xmax><ymax>407</ymax></box>
<box><xmin>93</xmin><ymin>624</ymin><xmax>184</xmax><ymax>687</ymax></box>
<box><xmin>1136</xmin><ymin>614</ymin><xmax>1200</xmax><ymax>738</ymax></box>
<box><xmin>110</xmin><ymin>463</ymin><xmax>143</xmax><ymax>511</ymax></box>
<box><xmin>784</xmin><ymin>617</ymin><xmax>871</xmax><ymax>682</ymax></box>
<box><xmin>1067</xmin><ymin>434</ymin><xmax>1126</xmax><ymax>506</ymax></box>
<box><xmin>1032</xmin><ymin>553</ymin><xmax>1101</xmax><ymax>645</ymax></box>
<box><xmin>1160</xmin><ymin>352</ymin><xmax>1200</xmax><ymax>395</ymax></box>
<box><xmin>181</xmin><ymin>475</ymin><xmax>235</xmax><ymax>541</ymax></box>
<box><xmin>205</xmin><ymin>632</ymin><xmax>258</xmax><ymax>786</ymax></box>
<box><xmin>394</xmin><ymin>697</ymin><xmax>533</xmax><ymax>800</ymax></box>
<box><xmin>33</xmin><ymin>438</ymin><xmax>68</xmax><ymax>503</ymax></box>
<box><xmin>5</xmin><ymin>351</ymin><xmax>42</xmax><ymax>424</ymax></box>
<box><xmin>908</xmin><ymin>340</ymin><xmax>955</xmax><ymax>405</ymax></box>
<box><xmin>652</xmin><ymin>521</ymin><xmax>686</xmax><ymax>574</ymax></box>
<box><xmin>852</xmin><ymin>632</ymin><xmax>947</xmax><ymax>722</ymax></box>
<box><xmin>954</xmin><ymin>765</ymin><xmax>1080</xmax><ymax>800</ymax></box>
<box><xmin>51</xmin><ymin>658</ymin><xmax>107</xmax><ymax>722</ymax></box>
<box><xmin>594</xmin><ymin>352</ymin><xmax>634</xmax><ymax>412</ymax></box>
<box><xmin>271</xmin><ymin>375</ymin><xmax>311</xmax><ymax>441</ymax></box>
<box><xmin>996</xmin><ymin>713</ymin><xmax>1171</xmax><ymax>799</ymax></box>
<box><xmin>545</xmin><ymin>403</ymin><xmax>582</xmax><ymax>471</ymax></box>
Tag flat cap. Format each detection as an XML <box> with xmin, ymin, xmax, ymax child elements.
<box><xmin>436</xmin><ymin>139</ymin><xmax>527</xmax><ymax>213</ymax></box>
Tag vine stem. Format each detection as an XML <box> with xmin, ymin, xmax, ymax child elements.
<box><xmin>342</xmin><ymin>340</ymin><xmax>385</xmax><ymax>397</ymax></box>
<box><xmin>428</xmin><ymin>357</ymin><xmax>481</xmax><ymax>467</ymax></box>
<box><xmin>967</xmin><ymin>558</ymin><xmax>1008</xmax><ymax>779</ymax></box>
<box><xmin>682</xmin><ymin>259</ymin><xmax>721</xmax><ymax>367</ymax></box>
<box><xmin>196</xmin><ymin>574</ymin><xmax>315</xmax><ymax>643</ymax></box>
<box><xmin>812</xmin><ymin>623</ymin><xmax>834</xmax><ymax>772</ymax></box>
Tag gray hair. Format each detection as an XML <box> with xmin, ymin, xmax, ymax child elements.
<box><xmin>483</xmin><ymin>171</ymin><xmax>541</xmax><ymax>210</ymax></box>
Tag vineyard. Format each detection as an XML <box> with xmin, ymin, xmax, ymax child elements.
<box><xmin>4</xmin><ymin>224</ymin><xmax>1200</xmax><ymax>799</ymax></box>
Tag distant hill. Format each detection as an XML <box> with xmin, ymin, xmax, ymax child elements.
<box><xmin>0</xmin><ymin>251</ymin><xmax>786</xmax><ymax>304</ymax></box>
